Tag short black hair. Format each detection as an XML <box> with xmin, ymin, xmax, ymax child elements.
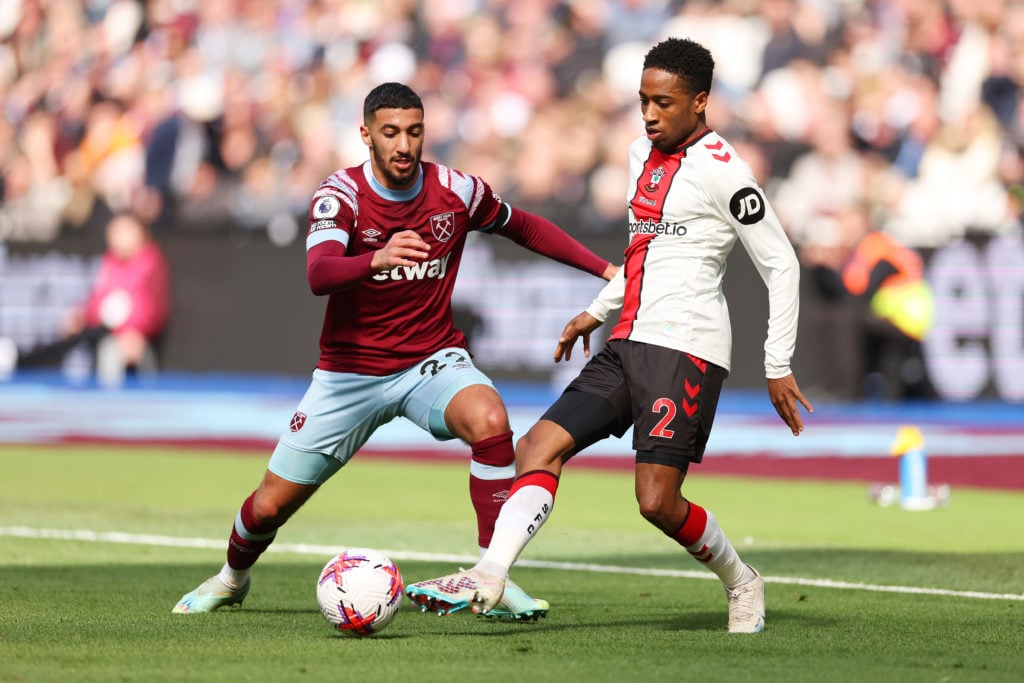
<box><xmin>643</xmin><ymin>38</ymin><xmax>714</xmax><ymax>95</ymax></box>
<box><xmin>363</xmin><ymin>82</ymin><xmax>423</xmax><ymax>119</ymax></box>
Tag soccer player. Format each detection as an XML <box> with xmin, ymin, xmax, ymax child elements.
<box><xmin>172</xmin><ymin>83</ymin><xmax>617</xmax><ymax>620</ymax></box>
<box><xmin>406</xmin><ymin>38</ymin><xmax>813</xmax><ymax>634</ymax></box>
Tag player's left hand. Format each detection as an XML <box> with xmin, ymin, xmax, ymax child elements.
<box><xmin>767</xmin><ymin>373</ymin><xmax>813</xmax><ymax>436</ymax></box>
<box><xmin>601</xmin><ymin>263</ymin><xmax>621</xmax><ymax>281</ymax></box>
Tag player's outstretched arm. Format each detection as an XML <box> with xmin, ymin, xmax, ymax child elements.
<box><xmin>554</xmin><ymin>311</ymin><xmax>603</xmax><ymax>362</ymax></box>
<box><xmin>766</xmin><ymin>373</ymin><xmax>813</xmax><ymax>436</ymax></box>
<box><xmin>496</xmin><ymin>207</ymin><xmax>611</xmax><ymax>278</ymax></box>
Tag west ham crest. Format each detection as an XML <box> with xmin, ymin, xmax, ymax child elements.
<box><xmin>429</xmin><ymin>212</ymin><xmax>455</xmax><ymax>242</ymax></box>
<box><xmin>290</xmin><ymin>411</ymin><xmax>307</xmax><ymax>432</ymax></box>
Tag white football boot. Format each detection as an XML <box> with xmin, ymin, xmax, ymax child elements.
<box><xmin>725</xmin><ymin>563</ymin><xmax>765</xmax><ymax>633</ymax></box>
<box><xmin>172</xmin><ymin>575</ymin><xmax>250</xmax><ymax>614</ymax></box>
<box><xmin>405</xmin><ymin>568</ymin><xmax>504</xmax><ymax>616</ymax></box>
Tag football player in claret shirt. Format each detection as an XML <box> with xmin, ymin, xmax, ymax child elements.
<box><xmin>173</xmin><ymin>82</ymin><xmax>617</xmax><ymax>619</ymax></box>
<box><xmin>408</xmin><ymin>38</ymin><xmax>813</xmax><ymax>633</ymax></box>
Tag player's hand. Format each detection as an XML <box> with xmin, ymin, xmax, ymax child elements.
<box><xmin>767</xmin><ymin>373</ymin><xmax>813</xmax><ymax>436</ymax></box>
<box><xmin>372</xmin><ymin>230</ymin><xmax>429</xmax><ymax>272</ymax></box>
<box><xmin>554</xmin><ymin>311</ymin><xmax>603</xmax><ymax>362</ymax></box>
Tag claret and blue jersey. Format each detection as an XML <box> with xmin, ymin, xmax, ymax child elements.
<box><xmin>305</xmin><ymin>160</ymin><xmax>505</xmax><ymax>376</ymax></box>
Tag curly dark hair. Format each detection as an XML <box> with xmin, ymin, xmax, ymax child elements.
<box><xmin>363</xmin><ymin>82</ymin><xmax>423</xmax><ymax>119</ymax></box>
<box><xmin>643</xmin><ymin>38</ymin><xmax>715</xmax><ymax>95</ymax></box>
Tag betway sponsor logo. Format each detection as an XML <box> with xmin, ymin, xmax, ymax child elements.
<box><xmin>373</xmin><ymin>253</ymin><xmax>451</xmax><ymax>281</ymax></box>
<box><xmin>628</xmin><ymin>219</ymin><xmax>687</xmax><ymax>236</ymax></box>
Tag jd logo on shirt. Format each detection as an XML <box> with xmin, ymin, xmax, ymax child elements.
<box><xmin>729</xmin><ymin>188</ymin><xmax>765</xmax><ymax>225</ymax></box>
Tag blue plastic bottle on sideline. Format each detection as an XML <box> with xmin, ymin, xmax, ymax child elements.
<box><xmin>899</xmin><ymin>446</ymin><xmax>928</xmax><ymax>508</ymax></box>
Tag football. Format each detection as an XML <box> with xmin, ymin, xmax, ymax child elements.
<box><xmin>316</xmin><ymin>548</ymin><xmax>404</xmax><ymax>636</ymax></box>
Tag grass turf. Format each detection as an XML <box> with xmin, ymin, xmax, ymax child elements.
<box><xmin>1</xmin><ymin>445</ymin><xmax>1022</xmax><ymax>682</ymax></box>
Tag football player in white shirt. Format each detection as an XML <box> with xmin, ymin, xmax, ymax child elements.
<box><xmin>406</xmin><ymin>38</ymin><xmax>813</xmax><ymax>634</ymax></box>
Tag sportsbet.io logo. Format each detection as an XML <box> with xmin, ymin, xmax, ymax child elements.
<box><xmin>729</xmin><ymin>187</ymin><xmax>765</xmax><ymax>225</ymax></box>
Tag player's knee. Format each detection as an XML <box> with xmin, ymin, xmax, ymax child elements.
<box><xmin>635</xmin><ymin>490</ymin><xmax>676</xmax><ymax>531</ymax></box>
<box><xmin>475</xmin><ymin>404</ymin><xmax>510</xmax><ymax>437</ymax></box>
<box><xmin>448</xmin><ymin>396</ymin><xmax>510</xmax><ymax>443</ymax></box>
<box><xmin>252</xmin><ymin>493</ymin><xmax>295</xmax><ymax>527</ymax></box>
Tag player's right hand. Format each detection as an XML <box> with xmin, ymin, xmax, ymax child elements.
<box><xmin>554</xmin><ymin>311</ymin><xmax>603</xmax><ymax>362</ymax></box>
<box><xmin>371</xmin><ymin>230</ymin><xmax>430</xmax><ymax>272</ymax></box>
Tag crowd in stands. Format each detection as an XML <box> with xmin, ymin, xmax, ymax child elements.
<box><xmin>2</xmin><ymin>0</ymin><xmax>1023</xmax><ymax>398</ymax></box>
<box><xmin>2</xmin><ymin>0</ymin><xmax>1022</xmax><ymax>248</ymax></box>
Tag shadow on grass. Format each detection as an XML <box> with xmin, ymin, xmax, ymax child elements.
<box><xmin>0</xmin><ymin>562</ymin><xmax>752</xmax><ymax>636</ymax></box>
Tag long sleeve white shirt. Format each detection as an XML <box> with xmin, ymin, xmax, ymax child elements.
<box><xmin>586</xmin><ymin>130</ymin><xmax>800</xmax><ymax>378</ymax></box>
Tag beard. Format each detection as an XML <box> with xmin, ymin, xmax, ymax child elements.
<box><xmin>370</xmin><ymin>144</ymin><xmax>419</xmax><ymax>189</ymax></box>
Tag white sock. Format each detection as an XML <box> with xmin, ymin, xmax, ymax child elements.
<box><xmin>685</xmin><ymin>510</ymin><xmax>754</xmax><ymax>589</ymax></box>
<box><xmin>218</xmin><ymin>563</ymin><xmax>250</xmax><ymax>590</ymax></box>
<box><xmin>475</xmin><ymin>474</ymin><xmax>556</xmax><ymax>577</ymax></box>
<box><xmin>476</xmin><ymin>546</ymin><xmax>504</xmax><ymax>581</ymax></box>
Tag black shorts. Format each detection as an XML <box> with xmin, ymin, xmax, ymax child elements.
<box><xmin>540</xmin><ymin>339</ymin><xmax>727</xmax><ymax>470</ymax></box>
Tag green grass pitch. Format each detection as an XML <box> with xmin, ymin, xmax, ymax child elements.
<box><xmin>1</xmin><ymin>445</ymin><xmax>1022</xmax><ymax>682</ymax></box>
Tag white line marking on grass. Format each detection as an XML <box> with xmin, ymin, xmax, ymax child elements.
<box><xmin>4</xmin><ymin>526</ymin><xmax>1023</xmax><ymax>603</ymax></box>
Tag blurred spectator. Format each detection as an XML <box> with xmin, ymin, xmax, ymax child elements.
<box><xmin>548</xmin><ymin>0</ymin><xmax>609</xmax><ymax>97</ymax></box>
<box><xmin>772</xmin><ymin>97</ymin><xmax>869</xmax><ymax>247</ymax></box>
<box><xmin>844</xmin><ymin>230</ymin><xmax>934</xmax><ymax>401</ymax></box>
<box><xmin>2</xmin><ymin>213</ymin><xmax>170</xmax><ymax>386</ymax></box>
<box><xmin>800</xmin><ymin>205</ymin><xmax>935</xmax><ymax>400</ymax></box>
<box><xmin>884</xmin><ymin>102</ymin><xmax>1016</xmax><ymax>246</ymax></box>
<box><xmin>757</xmin><ymin>0</ymin><xmax>829</xmax><ymax>78</ymax></box>
<box><xmin>0</xmin><ymin>110</ymin><xmax>71</xmax><ymax>241</ymax></box>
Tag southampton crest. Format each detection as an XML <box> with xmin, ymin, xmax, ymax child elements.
<box><xmin>644</xmin><ymin>165</ymin><xmax>666</xmax><ymax>193</ymax></box>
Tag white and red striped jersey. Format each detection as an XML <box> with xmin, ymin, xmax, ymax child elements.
<box><xmin>585</xmin><ymin>129</ymin><xmax>799</xmax><ymax>378</ymax></box>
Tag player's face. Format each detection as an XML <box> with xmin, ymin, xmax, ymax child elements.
<box><xmin>639</xmin><ymin>68</ymin><xmax>708</xmax><ymax>153</ymax></box>
<box><xmin>361</xmin><ymin>107</ymin><xmax>425</xmax><ymax>190</ymax></box>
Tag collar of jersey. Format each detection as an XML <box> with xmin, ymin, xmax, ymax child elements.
<box><xmin>668</xmin><ymin>127</ymin><xmax>714</xmax><ymax>155</ymax></box>
<box><xmin>363</xmin><ymin>160</ymin><xmax>424</xmax><ymax>202</ymax></box>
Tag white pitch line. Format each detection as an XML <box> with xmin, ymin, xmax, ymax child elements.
<box><xmin>3</xmin><ymin>526</ymin><xmax>1022</xmax><ymax>603</ymax></box>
